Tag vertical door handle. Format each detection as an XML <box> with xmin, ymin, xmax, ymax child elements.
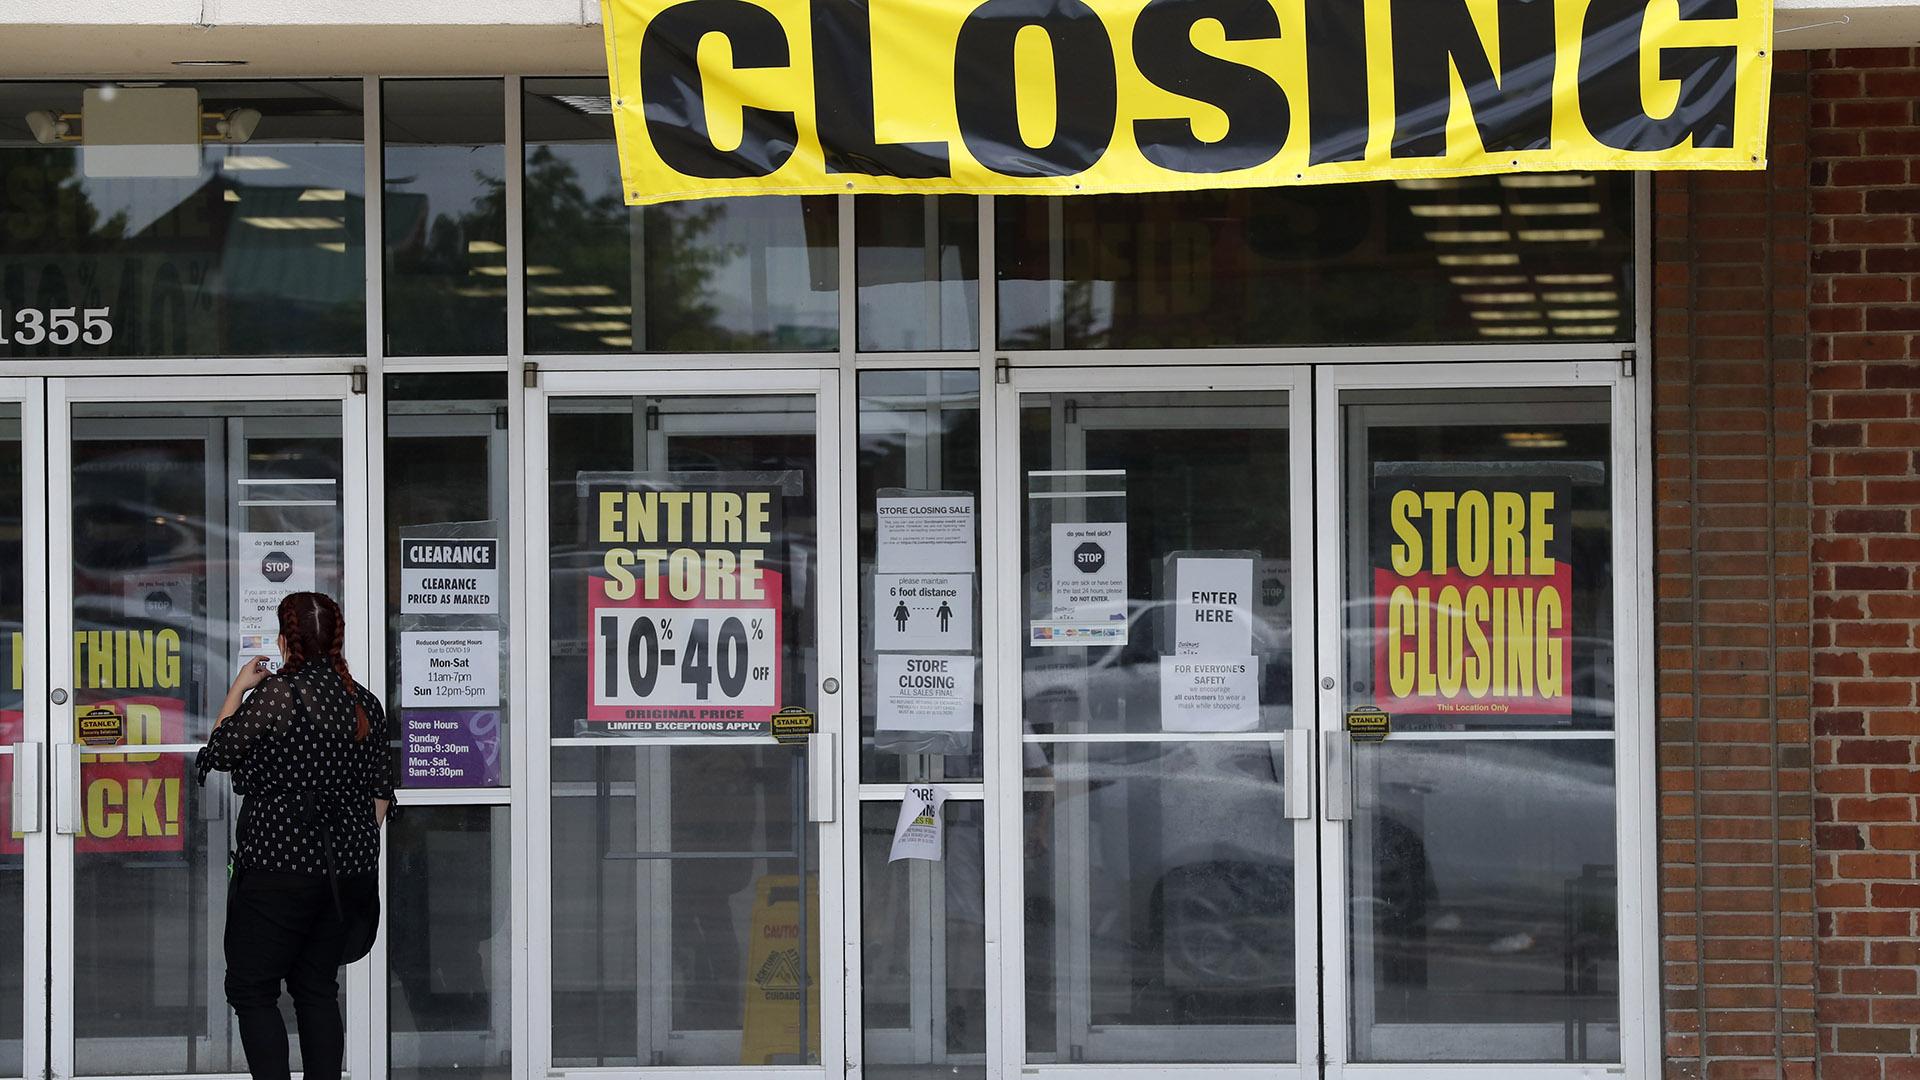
<box><xmin>807</xmin><ymin>732</ymin><xmax>837</xmax><ymax>823</ymax></box>
<box><xmin>1282</xmin><ymin>730</ymin><xmax>1312</xmax><ymax>820</ymax></box>
<box><xmin>10</xmin><ymin>742</ymin><xmax>42</xmax><ymax>834</ymax></box>
<box><xmin>53</xmin><ymin>742</ymin><xmax>83</xmax><ymax>835</ymax></box>
<box><xmin>1324</xmin><ymin>729</ymin><xmax>1354</xmax><ymax>822</ymax></box>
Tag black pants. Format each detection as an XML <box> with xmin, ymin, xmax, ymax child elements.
<box><xmin>223</xmin><ymin>868</ymin><xmax>374</xmax><ymax>1080</ymax></box>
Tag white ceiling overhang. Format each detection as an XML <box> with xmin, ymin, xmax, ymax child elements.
<box><xmin>0</xmin><ymin>1</ymin><xmax>1911</xmax><ymax>78</ymax></box>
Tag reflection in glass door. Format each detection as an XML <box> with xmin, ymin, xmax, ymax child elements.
<box><xmin>1316</xmin><ymin>367</ymin><xmax>1648</xmax><ymax>1078</ymax></box>
<box><xmin>45</xmin><ymin>379</ymin><xmax>365</xmax><ymax>1079</ymax></box>
<box><xmin>996</xmin><ymin>369</ymin><xmax>1316</xmax><ymax>1079</ymax></box>
<box><xmin>529</xmin><ymin>372</ymin><xmax>843</xmax><ymax>1077</ymax></box>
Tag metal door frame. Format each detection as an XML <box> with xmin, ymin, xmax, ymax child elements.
<box><xmin>524</xmin><ymin>366</ymin><xmax>848</xmax><ymax>1080</ymax></box>
<box><xmin>44</xmin><ymin>374</ymin><xmax>371</xmax><ymax>1080</ymax></box>
<box><xmin>1311</xmin><ymin>360</ymin><xmax>1655</xmax><ymax>1080</ymax></box>
<box><xmin>990</xmin><ymin>364</ymin><xmax>1319</xmax><ymax>1080</ymax></box>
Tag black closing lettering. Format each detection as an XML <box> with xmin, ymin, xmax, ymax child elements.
<box><xmin>953</xmin><ymin>0</ymin><xmax>1117</xmax><ymax>178</ymax></box>
<box><xmin>1579</xmin><ymin>0</ymin><xmax>1738</xmax><ymax>151</ymax></box>
<box><xmin>1389</xmin><ymin>0</ymin><xmax>1556</xmax><ymax>158</ymax></box>
<box><xmin>812</xmin><ymin>0</ymin><xmax>952</xmax><ymax>177</ymax></box>
<box><xmin>1304</xmin><ymin>0</ymin><xmax>1368</xmax><ymax>165</ymax></box>
<box><xmin>639</xmin><ymin>0</ymin><xmax>799</xmax><ymax>179</ymax></box>
<box><xmin>1131</xmin><ymin>0</ymin><xmax>1289</xmax><ymax>173</ymax></box>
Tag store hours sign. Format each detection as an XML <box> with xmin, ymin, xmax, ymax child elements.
<box><xmin>583</xmin><ymin>479</ymin><xmax>788</xmax><ymax>735</ymax></box>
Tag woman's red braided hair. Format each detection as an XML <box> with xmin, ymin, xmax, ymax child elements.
<box><xmin>277</xmin><ymin>591</ymin><xmax>368</xmax><ymax>741</ymax></box>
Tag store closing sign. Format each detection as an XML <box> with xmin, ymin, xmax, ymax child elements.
<box><xmin>1373</xmin><ymin>475</ymin><xmax>1573</xmax><ymax>717</ymax></box>
<box><xmin>584</xmin><ymin>480</ymin><xmax>787</xmax><ymax>735</ymax></box>
<box><xmin>600</xmin><ymin>0</ymin><xmax>1772</xmax><ymax>204</ymax></box>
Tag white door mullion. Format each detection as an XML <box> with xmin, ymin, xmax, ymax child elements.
<box><xmin>523</xmin><ymin>375</ymin><xmax>556</xmax><ymax>1076</ymax></box>
<box><xmin>45</xmin><ymin>378</ymin><xmax>76</xmax><ymax>1080</ymax></box>
<box><xmin>17</xmin><ymin>379</ymin><xmax>51</xmax><ymax>1080</ymax></box>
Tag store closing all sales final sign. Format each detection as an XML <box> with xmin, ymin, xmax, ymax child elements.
<box><xmin>599</xmin><ymin>0</ymin><xmax>1773</xmax><ymax>204</ymax></box>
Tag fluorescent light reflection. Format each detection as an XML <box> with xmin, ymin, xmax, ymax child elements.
<box><xmin>1411</xmin><ymin>204</ymin><xmax>1502</xmax><ymax>218</ymax></box>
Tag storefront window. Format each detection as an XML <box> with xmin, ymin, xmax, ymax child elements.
<box><xmin>1342</xmin><ymin>388</ymin><xmax>1615</xmax><ymax>733</ymax></box>
<box><xmin>858</xmin><ymin>371</ymin><xmax>983</xmax><ymax>784</ymax></box>
<box><xmin>546</xmin><ymin>394</ymin><xmax>823</xmax><ymax>1067</ymax></box>
<box><xmin>0</xmin><ymin>81</ymin><xmax>366</xmax><ymax>358</ymax></box>
<box><xmin>382</xmin><ymin>80</ymin><xmax>507</xmax><ymax>357</ymax></box>
<box><xmin>1339</xmin><ymin>387</ymin><xmax>1618</xmax><ymax>1062</ymax></box>
<box><xmin>384</xmin><ymin>373</ymin><xmax>511</xmax><ymax>789</ymax></box>
<box><xmin>856</xmin><ymin>197</ymin><xmax>979</xmax><ymax>352</ymax></box>
<box><xmin>68</xmin><ymin>398</ymin><xmax>346</xmax><ymax>1075</ymax></box>
<box><xmin>997</xmin><ymin>175</ymin><xmax>1633</xmax><ymax>350</ymax></box>
<box><xmin>1017</xmin><ymin>389</ymin><xmax>1299</xmax><ymax>1064</ymax></box>
<box><xmin>860</xmin><ymin>800</ymin><xmax>986</xmax><ymax>1078</ymax></box>
<box><xmin>522</xmin><ymin>81</ymin><xmax>838</xmax><ymax>354</ymax></box>
<box><xmin>387</xmin><ymin>804</ymin><xmax>512</xmax><ymax>1079</ymax></box>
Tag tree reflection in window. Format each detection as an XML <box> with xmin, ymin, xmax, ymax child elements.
<box><xmin>522</xmin><ymin>80</ymin><xmax>838</xmax><ymax>355</ymax></box>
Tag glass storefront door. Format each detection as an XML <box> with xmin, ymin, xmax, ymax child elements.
<box><xmin>994</xmin><ymin>367</ymin><xmax>1319</xmax><ymax>1080</ymax></box>
<box><xmin>527</xmin><ymin>370</ymin><xmax>845</xmax><ymax>1078</ymax></box>
<box><xmin>0</xmin><ymin>357</ymin><xmax>1645</xmax><ymax>1080</ymax></box>
<box><xmin>994</xmin><ymin>362</ymin><xmax>1645</xmax><ymax>1080</ymax></box>
<box><xmin>1314</xmin><ymin>363</ymin><xmax>1646</xmax><ymax>1079</ymax></box>
<box><xmin>43</xmin><ymin>377</ymin><xmax>368</xmax><ymax>1080</ymax></box>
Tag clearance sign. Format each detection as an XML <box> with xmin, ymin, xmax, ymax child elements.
<box><xmin>599</xmin><ymin>0</ymin><xmax>1772</xmax><ymax>204</ymax></box>
<box><xmin>1373</xmin><ymin>476</ymin><xmax>1572</xmax><ymax>717</ymax></box>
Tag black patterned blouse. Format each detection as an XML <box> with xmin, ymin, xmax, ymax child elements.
<box><xmin>195</xmin><ymin>664</ymin><xmax>394</xmax><ymax>876</ymax></box>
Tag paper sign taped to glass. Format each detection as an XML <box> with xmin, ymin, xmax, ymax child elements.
<box><xmin>579</xmin><ymin>473</ymin><xmax>794</xmax><ymax>736</ymax></box>
<box><xmin>1371</xmin><ymin>473</ymin><xmax>1574</xmax><ymax>717</ymax></box>
<box><xmin>236</xmin><ymin>531</ymin><xmax>315</xmax><ymax>670</ymax></box>
<box><xmin>874</xmin><ymin>572</ymin><xmax>973</xmax><ymax>652</ymax></box>
<box><xmin>401</xmin><ymin>709</ymin><xmax>503</xmax><ymax>787</ymax></box>
<box><xmin>399</xmin><ymin>536</ymin><xmax>500</xmax><ymax>614</ymax></box>
<box><xmin>890</xmin><ymin>785</ymin><xmax>951</xmax><ymax>862</ymax></box>
<box><xmin>400</xmin><ymin>631</ymin><xmax>501</xmax><ymax>708</ymax></box>
<box><xmin>1032</xmin><ymin>522</ymin><xmax>1128</xmax><ymax>646</ymax></box>
<box><xmin>876</xmin><ymin>654</ymin><xmax>976</xmax><ymax>735</ymax></box>
<box><xmin>1172</xmin><ymin>557</ymin><xmax>1254</xmax><ymax>657</ymax></box>
<box><xmin>600</xmin><ymin>0</ymin><xmax>1772</xmax><ymax>204</ymax></box>
<box><xmin>875</xmin><ymin>492</ymin><xmax>975</xmax><ymax>574</ymax></box>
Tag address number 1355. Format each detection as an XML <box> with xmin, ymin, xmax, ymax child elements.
<box><xmin>1</xmin><ymin>307</ymin><xmax>114</xmax><ymax>346</ymax></box>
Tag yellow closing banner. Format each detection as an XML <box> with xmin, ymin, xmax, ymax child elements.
<box><xmin>601</xmin><ymin>0</ymin><xmax>1773</xmax><ymax>204</ymax></box>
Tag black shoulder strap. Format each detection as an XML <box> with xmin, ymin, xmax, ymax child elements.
<box><xmin>287</xmin><ymin>677</ymin><xmax>349</xmax><ymax>919</ymax></box>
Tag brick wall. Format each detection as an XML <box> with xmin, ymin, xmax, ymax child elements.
<box><xmin>1653</xmin><ymin>50</ymin><xmax>1817</xmax><ymax>1080</ymax></box>
<box><xmin>1656</xmin><ymin>46</ymin><xmax>1920</xmax><ymax>1079</ymax></box>
<box><xmin>1807</xmin><ymin>45</ymin><xmax>1920</xmax><ymax>1080</ymax></box>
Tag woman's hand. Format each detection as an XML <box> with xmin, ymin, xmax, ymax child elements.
<box><xmin>230</xmin><ymin>656</ymin><xmax>273</xmax><ymax>695</ymax></box>
<box><xmin>215</xmin><ymin>657</ymin><xmax>272</xmax><ymax>729</ymax></box>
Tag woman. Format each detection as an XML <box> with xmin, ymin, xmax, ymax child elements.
<box><xmin>196</xmin><ymin>591</ymin><xmax>392</xmax><ymax>1080</ymax></box>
